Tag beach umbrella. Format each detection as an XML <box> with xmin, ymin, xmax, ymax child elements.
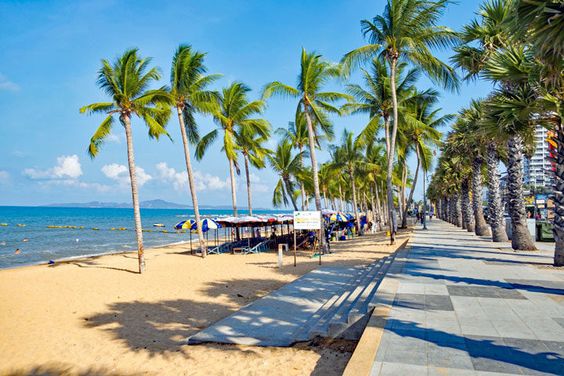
<box><xmin>199</xmin><ymin>218</ymin><xmax>221</xmax><ymax>232</ymax></box>
<box><xmin>329</xmin><ymin>213</ymin><xmax>347</xmax><ymax>223</ymax></box>
<box><xmin>174</xmin><ymin>219</ymin><xmax>196</xmax><ymax>230</ymax></box>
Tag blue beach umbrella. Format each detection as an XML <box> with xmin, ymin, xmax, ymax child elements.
<box><xmin>199</xmin><ymin>218</ymin><xmax>221</xmax><ymax>232</ymax></box>
<box><xmin>174</xmin><ymin>219</ymin><xmax>196</xmax><ymax>230</ymax></box>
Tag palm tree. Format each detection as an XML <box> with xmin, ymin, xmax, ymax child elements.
<box><xmin>263</xmin><ymin>48</ymin><xmax>349</xmax><ymax>251</ymax></box>
<box><xmin>237</xmin><ymin>126</ymin><xmax>271</xmax><ymax>216</ymax></box>
<box><xmin>268</xmin><ymin>140</ymin><xmax>303</xmax><ymax>210</ymax></box>
<box><xmin>276</xmin><ymin>116</ymin><xmax>311</xmax><ymax>210</ymax></box>
<box><xmin>169</xmin><ymin>44</ymin><xmax>221</xmax><ymax>258</ymax></box>
<box><xmin>80</xmin><ymin>49</ymin><xmax>171</xmax><ymax>273</ymax></box>
<box><xmin>343</xmin><ymin>0</ymin><xmax>459</xmax><ymax>243</ymax></box>
<box><xmin>483</xmin><ymin>88</ymin><xmax>537</xmax><ymax>250</ymax></box>
<box><xmin>398</xmin><ymin>89</ymin><xmax>448</xmax><ymax>228</ymax></box>
<box><xmin>331</xmin><ymin>130</ymin><xmax>365</xmax><ymax>228</ymax></box>
<box><xmin>196</xmin><ymin>82</ymin><xmax>269</xmax><ymax>217</ymax></box>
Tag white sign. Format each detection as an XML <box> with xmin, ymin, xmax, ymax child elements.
<box><xmin>294</xmin><ymin>211</ymin><xmax>321</xmax><ymax>230</ymax></box>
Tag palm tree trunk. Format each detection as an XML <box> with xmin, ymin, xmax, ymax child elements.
<box><xmin>284</xmin><ymin>177</ymin><xmax>299</xmax><ymax>211</ymax></box>
<box><xmin>454</xmin><ymin>194</ymin><xmax>462</xmax><ymax>227</ymax></box>
<box><xmin>387</xmin><ymin>57</ymin><xmax>400</xmax><ymax>244</ymax></box>
<box><xmin>552</xmin><ymin>124</ymin><xmax>564</xmax><ymax>265</ymax></box>
<box><xmin>323</xmin><ymin>189</ymin><xmax>328</xmax><ymax>209</ymax></box>
<box><xmin>462</xmin><ymin>179</ymin><xmax>475</xmax><ymax>232</ymax></box>
<box><xmin>177</xmin><ymin>108</ymin><xmax>207</xmax><ymax>257</ymax></box>
<box><xmin>374</xmin><ymin>181</ymin><xmax>383</xmax><ymax>229</ymax></box>
<box><xmin>243</xmin><ymin>153</ymin><xmax>253</xmax><ymax>216</ymax></box>
<box><xmin>338</xmin><ymin>183</ymin><xmax>344</xmax><ymax>212</ymax></box>
<box><xmin>486</xmin><ymin>143</ymin><xmax>509</xmax><ymax>242</ymax></box>
<box><xmin>349</xmin><ymin>169</ymin><xmax>360</xmax><ymax>231</ymax></box>
<box><xmin>402</xmin><ymin>151</ymin><xmax>421</xmax><ymax>228</ymax></box>
<box><xmin>298</xmin><ymin>145</ymin><xmax>307</xmax><ymax>210</ymax></box>
<box><xmin>228</xmin><ymin>158</ymin><xmax>238</xmax><ymax>217</ymax></box>
<box><xmin>507</xmin><ymin>134</ymin><xmax>536</xmax><ymax>250</ymax></box>
<box><xmin>122</xmin><ymin>115</ymin><xmax>145</xmax><ymax>274</ymax></box>
<box><xmin>303</xmin><ymin>107</ymin><xmax>326</xmax><ymax>251</ymax></box>
<box><xmin>472</xmin><ymin>157</ymin><xmax>492</xmax><ymax>237</ymax></box>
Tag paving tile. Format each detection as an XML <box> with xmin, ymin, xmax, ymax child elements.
<box><xmin>458</xmin><ymin>319</ymin><xmax>499</xmax><ymax>337</ymax></box>
<box><xmin>491</xmin><ymin>320</ymin><xmax>536</xmax><ymax>339</ymax></box>
<box><xmin>525</xmin><ymin>319</ymin><xmax>564</xmax><ymax>341</ymax></box>
<box><xmin>425</xmin><ymin>295</ymin><xmax>455</xmax><ymax>311</ymax></box>
<box><xmin>447</xmin><ymin>285</ymin><xmax>526</xmax><ymax>300</ymax></box>
<box><xmin>382</xmin><ymin>346</ymin><xmax>427</xmax><ymax>365</ymax></box>
<box><xmin>370</xmin><ymin>361</ymin><xmax>383</xmax><ymax>376</ymax></box>
<box><xmin>552</xmin><ymin>317</ymin><xmax>564</xmax><ymax>329</ymax></box>
<box><xmin>425</xmin><ymin>284</ymin><xmax>449</xmax><ymax>295</ymax></box>
<box><xmin>379</xmin><ymin>362</ymin><xmax>429</xmax><ymax>376</ymax></box>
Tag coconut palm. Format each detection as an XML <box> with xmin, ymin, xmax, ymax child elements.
<box><xmin>268</xmin><ymin>140</ymin><xmax>303</xmax><ymax>210</ymax></box>
<box><xmin>196</xmin><ymin>82</ymin><xmax>269</xmax><ymax>217</ymax></box>
<box><xmin>80</xmin><ymin>49</ymin><xmax>171</xmax><ymax>274</ymax></box>
<box><xmin>263</xmin><ymin>48</ymin><xmax>349</xmax><ymax>251</ymax></box>
<box><xmin>342</xmin><ymin>0</ymin><xmax>459</xmax><ymax>243</ymax></box>
<box><xmin>331</xmin><ymin>130</ymin><xmax>366</xmax><ymax>227</ymax></box>
<box><xmin>276</xmin><ymin>115</ymin><xmax>311</xmax><ymax>210</ymax></box>
<box><xmin>398</xmin><ymin>89</ymin><xmax>448</xmax><ymax>227</ymax></box>
<box><xmin>169</xmin><ymin>44</ymin><xmax>221</xmax><ymax>258</ymax></box>
<box><xmin>237</xmin><ymin>126</ymin><xmax>271</xmax><ymax>216</ymax></box>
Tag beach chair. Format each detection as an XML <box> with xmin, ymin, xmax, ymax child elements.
<box><xmin>243</xmin><ymin>239</ymin><xmax>271</xmax><ymax>255</ymax></box>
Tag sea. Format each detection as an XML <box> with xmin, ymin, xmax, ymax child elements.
<box><xmin>0</xmin><ymin>206</ymin><xmax>288</xmax><ymax>269</ymax></box>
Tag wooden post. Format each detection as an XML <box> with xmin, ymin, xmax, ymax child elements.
<box><xmin>293</xmin><ymin>230</ymin><xmax>297</xmax><ymax>267</ymax></box>
<box><xmin>318</xmin><ymin>229</ymin><xmax>321</xmax><ymax>265</ymax></box>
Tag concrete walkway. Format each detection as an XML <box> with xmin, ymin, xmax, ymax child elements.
<box><xmin>187</xmin><ymin>266</ymin><xmax>361</xmax><ymax>346</ymax></box>
<box><xmin>369</xmin><ymin>220</ymin><xmax>564</xmax><ymax>375</ymax></box>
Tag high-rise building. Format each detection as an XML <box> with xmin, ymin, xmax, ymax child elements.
<box><xmin>523</xmin><ymin>124</ymin><xmax>554</xmax><ymax>189</ymax></box>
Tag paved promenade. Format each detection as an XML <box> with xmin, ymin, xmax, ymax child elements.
<box><xmin>371</xmin><ymin>220</ymin><xmax>564</xmax><ymax>375</ymax></box>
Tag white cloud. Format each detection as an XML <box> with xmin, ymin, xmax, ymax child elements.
<box><xmin>23</xmin><ymin>155</ymin><xmax>111</xmax><ymax>192</ymax></box>
<box><xmin>102</xmin><ymin>163</ymin><xmax>152</xmax><ymax>187</ymax></box>
<box><xmin>106</xmin><ymin>132</ymin><xmax>122</xmax><ymax>143</ymax></box>
<box><xmin>155</xmin><ymin>162</ymin><xmax>228</xmax><ymax>191</ymax></box>
<box><xmin>0</xmin><ymin>170</ymin><xmax>10</xmax><ymax>184</ymax></box>
<box><xmin>0</xmin><ymin>73</ymin><xmax>20</xmax><ymax>92</ymax></box>
<box><xmin>24</xmin><ymin>155</ymin><xmax>82</xmax><ymax>180</ymax></box>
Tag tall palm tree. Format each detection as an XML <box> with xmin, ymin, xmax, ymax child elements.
<box><xmin>80</xmin><ymin>49</ymin><xmax>171</xmax><ymax>273</ymax></box>
<box><xmin>268</xmin><ymin>140</ymin><xmax>303</xmax><ymax>210</ymax></box>
<box><xmin>169</xmin><ymin>44</ymin><xmax>221</xmax><ymax>258</ymax></box>
<box><xmin>196</xmin><ymin>82</ymin><xmax>269</xmax><ymax>217</ymax></box>
<box><xmin>398</xmin><ymin>89</ymin><xmax>448</xmax><ymax>227</ymax></box>
<box><xmin>276</xmin><ymin>116</ymin><xmax>311</xmax><ymax>210</ymax></box>
<box><xmin>343</xmin><ymin>0</ymin><xmax>459</xmax><ymax>243</ymax></box>
<box><xmin>331</xmin><ymin>130</ymin><xmax>365</xmax><ymax>228</ymax></box>
<box><xmin>237</xmin><ymin>126</ymin><xmax>271</xmax><ymax>216</ymax></box>
<box><xmin>263</xmin><ymin>48</ymin><xmax>349</xmax><ymax>251</ymax></box>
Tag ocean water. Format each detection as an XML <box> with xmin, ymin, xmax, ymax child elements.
<box><xmin>0</xmin><ymin>206</ymin><xmax>287</xmax><ymax>269</ymax></box>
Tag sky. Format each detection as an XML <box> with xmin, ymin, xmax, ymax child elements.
<box><xmin>0</xmin><ymin>0</ymin><xmax>492</xmax><ymax>208</ymax></box>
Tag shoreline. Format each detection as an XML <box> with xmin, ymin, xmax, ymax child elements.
<box><xmin>0</xmin><ymin>238</ymin><xmax>194</xmax><ymax>272</ymax></box>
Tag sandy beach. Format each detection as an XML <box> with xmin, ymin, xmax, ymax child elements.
<box><xmin>0</xmin><ymin>230</ymin><xmax>410</xmax><ymax>376</ymax></box>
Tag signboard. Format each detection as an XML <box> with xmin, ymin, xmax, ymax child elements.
<box><xmin>293</xmin><ymin>211</ymin><xmax>321</xmax><ymax>230</ymax></box>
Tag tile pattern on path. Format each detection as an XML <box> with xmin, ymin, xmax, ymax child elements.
<box><xmin>371</xmin><ymin>220</ymin><xmax>564</xmax><ymax>376</ymax></box>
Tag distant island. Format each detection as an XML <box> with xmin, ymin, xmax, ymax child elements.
<box><xmin>43</xmin><ymin>199</ymin><xmax>274</xmax><ymax>211</ymax></box>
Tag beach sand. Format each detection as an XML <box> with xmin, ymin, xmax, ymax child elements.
<box><xmin>0</xmin><ymin>230</ymin><xmax>410</xmax><ymax>376</ymax></box>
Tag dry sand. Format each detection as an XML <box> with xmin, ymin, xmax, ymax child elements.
<box><xmin>0</xmin><ymin>230</ymin><xmax>410</xmax><ymax>376</ymax></box>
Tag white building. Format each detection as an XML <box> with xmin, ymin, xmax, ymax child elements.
<box><xmin>523</xmin><ymin>124</ymin><xmax>554</xmax><ymax>189</ymax></box>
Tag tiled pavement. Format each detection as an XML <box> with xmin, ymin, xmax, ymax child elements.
<box><xmin>371</xmin><ymin>220</ymin><xmax>564</xmax><ymax>375</ymax></box>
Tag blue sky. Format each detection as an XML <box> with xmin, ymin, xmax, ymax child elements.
<box><xmin>0</xmin><ymin>0</ymin><xmax>491</xmax><ymax>208</ymax></box>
